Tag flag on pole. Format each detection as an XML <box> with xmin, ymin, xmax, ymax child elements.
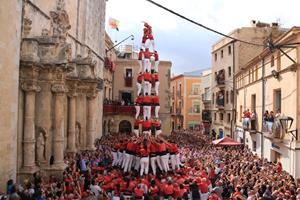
<box><xmin>109</xmin><ymin>18</ymin><xmax>120</xmax><ymax>31</ymax></box>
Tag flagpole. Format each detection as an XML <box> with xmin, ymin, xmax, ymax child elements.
<box><xmin>106</xmin><ymin>34</ymin><xmax>134</xmax><ymax>53</ymax></box>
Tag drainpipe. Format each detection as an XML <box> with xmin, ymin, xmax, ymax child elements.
<box><xmin>231</xmin><ymin>41</ymin><xmax>236</xmax><ymax>139</ymax></box>
<box><xmin>261</xmin><ymin>57</ymin><xmax>265</xmax><ymax>158</ymax></box>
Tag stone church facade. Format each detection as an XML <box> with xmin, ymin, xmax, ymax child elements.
<box><xmin>0</xmin><ymin>0</ymin><xmax>106</xmax><ymax>189</ymax></box>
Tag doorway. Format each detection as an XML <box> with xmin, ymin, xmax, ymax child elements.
<box><xmin>119</xmin><ymin>120</ymin><xmax>132</xmax><ymax>134</ymax></box>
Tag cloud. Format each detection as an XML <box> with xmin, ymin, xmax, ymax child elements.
<box><xmin>106</xmin><ymin>0</ymin><xmax>300</xmax><ymax>74</ymax></box>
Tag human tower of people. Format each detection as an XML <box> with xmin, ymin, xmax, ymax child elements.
<box><xmin>111</xmin><ymin>23</ymin><xmax>182</xmax><ymax>178</ymax></box>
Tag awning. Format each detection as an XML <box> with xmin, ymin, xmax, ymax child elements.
<box><xmin>212</xmin><ymin>137</ymin><xmax>243</xmax><ymax>146</ymax></box>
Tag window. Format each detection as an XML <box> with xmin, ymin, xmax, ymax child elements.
<box><xmin>214</xmin><ymin>113</ymin><xmax>217</xmax><ymax>121</ymax></box>
<box><xmin>274</xmin><ymin>89</ymin><xmax>281</xmax><ymax>112</ymax></box>
<box><xmin>204</xmin><ymin>87</ymin><xmax>210</xmax><ymax>100</ymax></box>
<box><xmin>192</xmin><ymin>101</ymin><xmax>200</xmax><ymax>113</ymax></box>
<box><xmin>248</xmin><ymin>70</ymin><xmax>251</xmax><ymax>83</ymax></box>
<box><xmin>251</xmin><ymin>94</ymin><xmax>256</xmax><ymax>112</ymax></box>
<box><xmin>228</xmin><ymin>45</ymin><xmax>232</xmax><ymax>55</ymax></box>
<box><xmin>227</xmin><ymin>113</ymin><xmax>231</xmax><ymax>123</ymax></box>
<box><xmin>230</xmin><ymin>90</ymin><xmax>234</xmax><ymax>104</ymax></box>
<box><xmin>219</xmin><ymin>113</ymin><xmax>224</xmax><ymax>121</ymax></box>
<box><xmin>255</xmin><ymin>65</ymin><xmax>258</xmax><ymax>81</ymax></box>
<box><xmin>271</xmin><ymin>55</ymin><xmax>274</xmax><ymax>67</ymax></box>
<box><xmin>214</xmin><ymin>53</ymin><xmax>217</xmax><ymax>61</ymax></box>
<box><xmin>228</xmin><ymin>66</ymin><xmax>232</xmax><ymax>77</ymax></box>
<box><xmin>125</xmin><ymin>68</ymin><xmax>132</xmax><ymax>77</ymax></box>
<box><xmin>192</xmin><ymin>84</ymin><xmax>201</xmax><ymax>95</ymax></box>
<box><xmin>104</xmin><ymin>86</ymin><xmax>107</xmax><ymax>99</ymax></box>
<box><xmin>239</xmin><ymin>105</ymin><xmax>243</xmax><ymax>122</ymax></box>
<box><xmin>221</xmin><ymin>50</ymin><xmax>224</xmax><ymax>58</ymax></box>
<box><xmin>179</xmin><ymin>84</ymin><xmax>182</xmax><ymax>96</ymax></box>
<box><xmin>253</xmin><ymin>141</ymin><xmax>257</xmax><ymax>152</ymax></box>
<box><xmin>277</xmin><ymin>51</ymin><xmax>281</xmax><ymax>71</ymax></box>
<box><xmin>109</xmin><ymin>88</ymin><xmax>112</xmax><ymax>100</ymax></box>
<box><xmin>226</xmin><ymin>91</ymin><xmax>229</xmax><ymax>104</ymax></box>
<box><xmin>212</xmin><ymin>93</ymin><xmax>215</xmax><ymax>104</ymax></box>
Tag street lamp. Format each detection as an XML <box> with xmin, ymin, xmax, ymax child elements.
<box><xmin>279</xmin><ymin>116</ymin><xmax>298</xmax><ymax>141</ymax></box>
<box><xmin>106</xmin><ymin>34</ymin><xmax>134</xmax><ymax>53</ymax></box>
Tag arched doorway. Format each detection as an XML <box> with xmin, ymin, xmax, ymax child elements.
<box><xmin>119</xmin><ymin>120</ymin><xmax>132</xmax><ymax>134</ymax></box>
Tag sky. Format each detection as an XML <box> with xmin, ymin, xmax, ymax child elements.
<box><xmin>106</xmin><ymin>0</ymin><xmax>300</xmax><ymax>75</ymax></box>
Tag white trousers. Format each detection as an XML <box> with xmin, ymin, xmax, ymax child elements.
<box><xmin>143</xmin><ymin>59</ymin><xmax>150</xmax><ymax>72</ymax></box>
<box><xmin>134</xmin><ymin>156</ymin><xmax>140</xmax><ymax>171</ymax></box>
<box><xmin>170</xmin><ymin>154</ymin><xmax>177</xmax><ymax>170</ymax></box>
<box><xmin>137</xmin><ymin>82</ymin><xmax>142</xmax><ymax>96</ymax></box>
<box><xmin>143</xmin><ymin>106</ymin><xmax>151</xmax><ymax>120</ymax></box>
<box><xmin>155</xmin><ymin>81</ymin><xmax>159</xmax><ymax>95</ymax></box>
<box><xmin>140</xmin><ymin>156</ymin><xmax>150</xmax><ymax>176</ymax></box>
<box><xmin>120</xmin><ymin>151</ymin><xmax>126</xmax><ymax>168</ymax></box>
<box><xmin>135</xmin><ymin>105</ymin><xmax>140</xmax><ymax>119</ymax></box>
<box><xmin>154</xmin><ymin>61</ymin><xmax>159</xmax><ymax>72</ymax></box>
<box><xmin>150</xmin><ymin>156</ymin><xmax>158</xmax><ymax>175</ymax></box>
<box><xmin>138</xmin><ymin>60</ymin><xmax>143</xmax><ymax>73</ymax></box>
<box><xmin>112</xmin><ymin>152</ymin><xmax>118</xmax><ymax>166</ymax></box>
<box><xmin>133</xmin><ymin>129</ymin><xmax>139</xmax><ymax>137</ymax></box>
<box><xmin>144</xmin><ymin>81</ymin><xmax>152</xmax><ymax>95</ymax></box>
<box><xmin>155</xmin><ymin>106</ymin><xmax>160</xmax><ymax>118</ymax></box>
<box><xmin>160</xmin><ymin>154</ymin><xmax>169</xmax><ymax>173</ymax></box>
<box><xmin>155</xmin><ymin>129</ymin><xmax>162</xmax><ymax>137</ymax></box>
<box><xmin>123</xmin><ymin>153</ymin><xmax>133</xmax><ymax>172</ymax></box>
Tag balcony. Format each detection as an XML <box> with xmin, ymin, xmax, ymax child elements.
<box><xmin>202</xmin><ymin>93</ymin><xmax>211</xmax><ymax>104</ymax></box>
<box><xmin>215</xmin><ymin>70</ymin><xmax>225</xmax><ymax>87</ymax></box>
<box><xmin>124</xmin><ymin>76</ymin><xmax>133</xmax><ymax>87</ymax></box>
<box><xmin>262</xmin><ymin>120</ymin><xmax>285</xmax><ymax>143</ymax></box>
<box><xmin>242</xmin><ymin>118</ymin><xmax>257</xmax><ymax>133</ymax></box>
<box><xmin>216</xmin><ymin>92</ymin><xmax>224</xmax><ymax>109</ymax></box>
<box><xmin>103</xmin><ymin>104</ymin><xmax>135</xmax><ymax>115</ymax></box>
<box><xmin>202</xmin><ymin>110</ymin><xmax>211</xmax><ymax>122</ymax></box>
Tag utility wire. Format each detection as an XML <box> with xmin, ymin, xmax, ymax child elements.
<box><xmin>145</xmin><ymin>0</ymin><xmax>265</xmax><ymax>47</ymax></box>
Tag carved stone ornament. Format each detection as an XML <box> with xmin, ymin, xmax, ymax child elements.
<box><xmin>51</xmin><ymin>84</ymin><xmax>67</xmax><ymax>93</ymax></box>
<box><xmin>21</xmin><ymin>82</ymin><xmax>41</xmax><ymax>92</ymax></box>
<box><xmin>87</xmin><ymin>89</ymin><xmax>98</xmax><ymax>99</ymax></box>
<box><xmin>23</xmin><ymin>18</ymin><xmax>32</xmax><ymax>37</ymax></box>
<box><xmin>50</xmin><ymin>0</ymin><xmax>71</xmax><ymax>38</ymax></box>
<box><xmin>76</xmin><ymin>50</ymin><xmax>97</xmax><ymax>79</ymax></box>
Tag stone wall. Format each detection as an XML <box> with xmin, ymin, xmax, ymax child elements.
<box><xmin>0</xmin><ymin>0</ymin><xmax>23</xmax><ymax>191</ymax></box>
<box><xmin>0</xmin><ymin>0</ymin><xmax>106</xmax><ymax>188</ymax></box>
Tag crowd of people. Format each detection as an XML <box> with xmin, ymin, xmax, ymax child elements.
<box><xmin>2</xmin><ymin>130</ymin><xmax>300</xmax><ymax>200</ymax></box>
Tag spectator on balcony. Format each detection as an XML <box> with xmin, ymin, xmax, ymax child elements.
<box><xmin>138</xmin><ymin>49</ymin><xmax>144</xmax><ymax>73</ymax></box>
<box><xmin>250</xmin><ymin>110</ymin><xmax>257</xmax><ymax>130</ymax></box>
<box><xmin>217</xmin><ymin>92</ymin><xmax>224</xmax><ymax>106</ymax></box>
<box><xmin>243</xmin><ymin>109</ymin><xmax>251</xmax><ymax>129</ymax></box>
<box><xmin>143</xmin><ymin>70</ymin><xmax>152</xmax><ymax>95</ymax></box>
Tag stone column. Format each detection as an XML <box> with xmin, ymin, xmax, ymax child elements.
<box><xmin>86</xmin><ymin>91</ymin><xmax>97</xmax><ymax>150</ymax></box>
<box><xmin>51</xmin><ymin>84</ymin><xmax>67</xmax><ymax>168</ymax></box>
<box><xmin>67</xmin><ymin>91</ymin><xmax>77</xmax><ymax>153</ymax></box>
<box><xmin>21</xmin><ymin>82</ymin><xmax>40</xmax><ymax>171</ymax></box>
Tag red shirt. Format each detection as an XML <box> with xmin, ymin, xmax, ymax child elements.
<box><xmin>163</xmin><ymin>184</ymin><xmax>174</xmax><ymax>195</ymax></box>
<box><xmin>134</xmin><ymin>188</ymin><xmax>144</xmax><ymax>198</ymax></box>
<box><xmin>158</xmin><ymin>143</ymin><xmax>166</xmax><ymax>152</ymax></box>
<box><xmin>143</xmin><ymin>120</ymin><xmax>152</xmax><ymax>129</ymax></box>
<box><xmin>127</xmin><ymin>142</ymin><xmax>136</xmax><ymax>152</ymax></box>
<box><xmin>139</xmin><ymin>147</ymin><xmax>148</xmax><ymax>157</ymax></box>
<box><xmin>149</xmin><ymin>185</ymin><xmax>159</xmax><ymax>197</ymax></box>
<box><xmin>134</xmin><ymin>119</ymin><xmax>143</xmax><ymax>128</ymax></box>
<box><xmin>199</xmin><ymin>182</ymin><xmax>209</xmax><ymax>193</ymax></box>
<box><xmin>137</xmin><ymin>73</ymin><xmax>143</xmax><ymax>83</ymax></box>
<box><xmin>135</xmin><ymin>96</ymin><xmax>143</xmax><ymax>104</ymax></box>
<box><xmin>152</xmin><ymin>96</ymin><xmax>159</xmax><ymax>104</ymax></box>
<box><xmin>152</xmin><ymin>73</ymin><xmax>159</xmax><ymax>81</ymax></box>
<box><xmin>138</xmin><ymin>50</ymin><xmax>144</xmax><ymax>60</ymax></box>
<box><xmin>245</xmin><ymin>111</ymin><xmax>251</xmax><ymax>118</ymax></box>
<box><xmin>154</xmin><ymin>51</ymin><xmax>159</xmax><ymax>61</ymax></box>
<box><xmin>144</xmin><ymin>50</ymin><xmax>151</xmax><ymax>59</ymax></box>
<box><xmin>143</xmin><ymin>96</ymin><xmax>152</xmax><ymax>104</ymax></box>
<box><xmin>143</xmin><ymin>72</ymin><xmax>152</xmax><ymax>82</ymax></box>
<box><xmin>149</xmin><ymin>143</ymin><xmax>157</xmax><ymax>153</ymax></box>
<box><xmin>152</xmin><ymin>120</ymin><xmax>161</xmax><ymax>128</ymax></box>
